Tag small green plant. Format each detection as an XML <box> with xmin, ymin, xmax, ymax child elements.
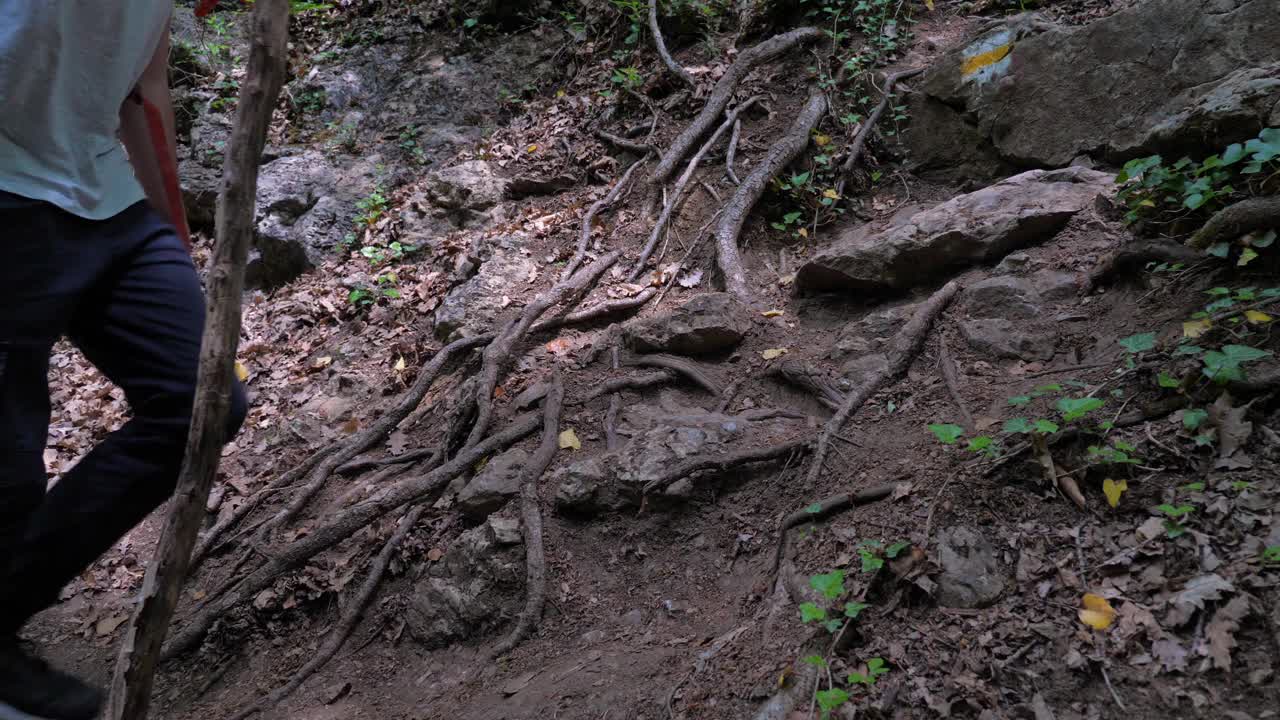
<box><xmin>609</xmin><ymin>0</ymin><xmax>647</xmax><ymax>46</ymax></box>
<box><xmin>293</xmin><ymin>87</ymin><xmax>328</xmax><ymax>116</ymax></box>
<box><xmin>930</xmin><ymin>383</ymin><xmax>1108</xmax><ymax>460</ymax></box>
<box><xmin>1262</xmin><ymin>546</ymin><xmax>1280</xmax><ymax>564</ymax></box>
<box><xmin>1156</xmin><ymin>503</ymin><xmax>1194</xmax><ymax>538</ymax></box>
<box><xmin>611</xmin><ymin>65</ymin><xmax>644</xmax><ymax>90</ymax></box>
<box><xmin>397</xmin><ymin>124</ymin><xmax>430</xmax><ymax>165</ymax></box>
<box><xmin>353</xmin><ymin>188</ymin><xmax>388</xmax><ymax>227</ymax></box>
<box><xmin>847</xmin><ymin>657</ymin><xmax>890</xmax><ymax>686</ymax></box>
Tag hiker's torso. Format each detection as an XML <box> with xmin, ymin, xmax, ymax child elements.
<box><xmin>0</xmin><ymin>1</ymin><xmax>171</xmax><ymax>219</ymax></box>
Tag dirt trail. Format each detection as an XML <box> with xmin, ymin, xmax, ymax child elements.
<box><xmin>28</xmin><ymin>1</ymin><xmax>1280</xmax><ymax>719</ymax></box>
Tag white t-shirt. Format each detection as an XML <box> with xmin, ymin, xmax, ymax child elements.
<box><xmin>0</xmin><ymin>1</ymin><xmax>171</xmax><ymax>219</ymax></box>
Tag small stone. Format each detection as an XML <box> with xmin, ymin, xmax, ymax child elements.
<box><xmin>488</xmin><ymin>517</ymin><xmax>523</xmax><ymax>546</ymax></box>
<box><xmin>1029</xmin><ymin>269</ymin><xmax>1081</xmax><ymax>301</ymax></box>
<box><xmin>664</xmin><ymin>477</ymin><xmax>694</xmax><ymax>499</ymax></box>
<box><xmin>961</xmin><ymin>318</ymin><xmax>1055</xmax><ymax>361</ymax></box>
<box><xmin>964</xmin><ymin>276</ymin><xmax>1042</xmax><ymax>319</ymax></box>
<box><xmin>620</xmin><ymin>609</ymin><xmax>645</xmax><ymax>626</ymax></box>
<box><xmin>580</xmin><ymin>629</ymin><xmax>606</xmax><ymax>645</ymax></box>
<box><xmin>995</xmin><ymin>252</ymin><xmax>1032</xmax><ymax>273</ymax></box>
<box><xmin>935</xmin><ymin>526</ymin><xmax>1006</xmax><ymax>608</ymax></box>
<box><xmin>456</xmin><ymin>448</ymin><xmax>527</xmax><ymax>519</ymax></box>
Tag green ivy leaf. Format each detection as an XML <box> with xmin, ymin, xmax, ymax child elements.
<box><xmin>844</xmin><ymin>601</ymin><xmax>869</xmax><ymax>618</ymax></box>
<box><xmin>809</xmin><ymin>571</ymin><xmax>846</xmax><ymax>601</ymax></box>
<box><xmin>1157</xmin><ymin>371</ymin><xmax>1180</xmax><ymax>388</ymax></box>
<box><xmin>1057</xmin><ymin>397</ymin><xmax>1105</xmax><ymax>421</ymax></box>
<box><xmin>1007</xmin><ymin>395</ymin><xmax>1032</xmax><ymax>407</ymax></box>
<box><xmin>799</xmin><ymin>602</ymin><xmax>827</xmax><ymax>624</ymax></box>
<box><xmin>1222</xmin><ymin>344</ymin><xmax>1273</xmax><ymax>363</ymax></box>
<box><xmin>802</xmin><ymin>654</ymin><xmax>828</xmax><ymax>668</ymax></box>
<box><xmin>928</xmin><ymin>423</ymin><xmax>964</xmax><ymax>444</ymax></box>
<box><xmin>860</xmin><ymin>550</ymin><xmax>885</xmax><ymax>574</ymax></box>
<box><xmin>967</xmin><ymin>436</ymin><xmax>994</xmax><ymax>453</ymax></box>
<box><xmin>1245</xmin><ymin>127</ymin><xmax>1280</xmax><ymax>163</ymax></box>
<box><xmin>823</xmin><ymin>619</ymin><xmax>843</xmax><ymax>634</ymax></box>
<box><xmin>1262</xmin><ymin>546</ymin><xmax>1280</xmax><ymax>564</ymax></box>
<box><xmin>804</xmin><ymin>503</ymin><xmax>823</xmax><ymax>514</ymax></box>
<box><xmin>1174</xmin><ymin>344</ymin><xmax>1204</xmax><ymax>356</ymax></box>
<box><xmin>1182</xmin><ymin>482</ymin><xmax>1206</xmax><ymax>492</ymax></box>
<box><xmin>1156</xmin><ymin>503</ymin><xmax>1194</xmax><ymax>518</ymax></box>
<box><xmin>1220</xmin><ymin>143</ymin><xmax>1245</xmax><ymax>165</ymax></box>
<box><xmin>1034</xmin><ymin>419</ymin><xmax>1060</xmax><ymax>434</ymax></box>
<box><xmin>1164</xmin><ymin>520</ymin><xmax>1187</xmax><ymax>538</ymax></box>
<box><xmin>816</xmin><ymin>688</ymin><xmax>850</xmax><ymax>713</ymax></box>
<box><xmin>885</xmin><ymin>541</ymin><xmax>910</xmax><ymax>559</ymax></box>
<box><xmin>1183</xmin><ymin>408</ymin><xmax>1208</xmax><ymax>430</ymax></box>
<box><xmin>1119</xmin><ymin>332</ymin><xmax>1157</xmax><ymax>353</ymax></box>
<box><xmin>867</xmin><ymin>657</ymin><xmax>890</xmax><ymax>676</ymax></box>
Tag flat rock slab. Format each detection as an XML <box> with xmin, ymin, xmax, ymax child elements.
<box><xmin>625</xmin><ymin>293</ymin><xmax>750</xmax><ymax>356</ymax></box>
<box><xmin>936</xmin><ymin>526</ymin><xmax>1006</xmax><ymax>608</ymax></box>
<box><xmin>797</xmin><ymin>168</ymin><xmax>1113</xmax><ymax>293</ymax></box>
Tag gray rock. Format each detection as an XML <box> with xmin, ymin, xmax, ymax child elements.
<box><xmin>434</xmin><ymin>238</ymin><xmax>538</xmax><ymax>341</ymax></box>
<box><xmin>995</xmin><ymin>252</ymin><xmax>1032</xmax><ymax>274</ymax></box>
<box><xmin>840</xmin><ymin>353</ymin><xmax>889</xmax><ymax>387</ymax></box>
<box><xmin>625</xmin><ymin>293</ymin><xmax>749</xmax><ymax>356</ymax></box>
<box><xmin>797</xmin><ymin>168</ymin><xmax>1113</xmax><ymax>293</ymax></box>
<box><xmin>488</xmin><ymin>517</ymin><xmax>524</xmax><ymax>545</ymax></box>
<box><xmin>404</xmin><ymin>518</ymin><xmax>524</xmax><ymax>648</ymax></box>
<box><xmin>964</xmin><ymin>276</ymin><xmax>1042</xmax><ymax>320</ymax></box>
<box><xmin>1028</xmin><ymin>269</ymin><xmax>1080</xmax><ymax>301</ymax></box>
<box><xmin>456</xmin><ymin>449</ymin><xmax>528</xmax><ymax>520</ymax></box>
<box><xmin>908</xmin><ymin>1</ymin><xmax>1280</xmax><ymax>177</ymax></box>
<box><xmin>936</xmin><ymin>527</ymin><xmax>1005</xmax><ymax>608</ymax></box>
<box><xmin>961</xmin><ymin>318</ymin><xmax>1055</xmax><ymax>361</ymax></box>
<box><xmin>830</xmin><ymin>303</ymin><xmax>918</xmax><ymax>359</ymax></box>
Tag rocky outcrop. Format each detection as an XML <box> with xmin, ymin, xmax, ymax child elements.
<box><xmin>403</xmin><ymin>517</ymin><xmax>524</xmax><ymax>648</ymax></box>
<box><xmin>433</xmin><ymin>236</ymin><xmax>539</xmax><ymax>341</ymax></box>
<box><xmin>796</xmin><ymin>168</ymin><xmax>1113</xmax><ymax>293</ymax></box>
<box><xmin>456</xmin><ymin>448</ymin><xmax>527</xmax><ymax>520</ymax></box>
<box><xmin>908</xmin><ymin>0</ymin><xmax>1280</xmax><ymax>178</ymax></box>
<box><xmin>624</xmin><ymin>293</ymin><xmax>750</xmax><ymax>356</ymax></box>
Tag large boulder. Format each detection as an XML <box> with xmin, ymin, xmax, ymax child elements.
<box><xmin>624</xmin><ymin>293</ymin><xmax>750</xmax><ymax>356</ymax></box>
<box><xmin>908</xmin><ymin>0</ymin><xmax>1280</xmax><ymax>178</ymax></box>
<box><xmin>796</xmin><ymin>168</ymin><xmax>1113</xmax><ymax>293</ymax></box>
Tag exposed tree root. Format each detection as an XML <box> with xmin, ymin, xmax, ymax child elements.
<box><xmin>804</xmin><ymin>281</ymin><xmax>960</xmax><ymax>489</ymax></box>
<box><xmin>716</xmin><ymin>90</ymin><xmax>827</xmax><ymax>304</ymax></box>
<box><xmin>162</xmin><ymin>412</ymin><xmax>543</xmax><ymax>661</ymax></box>
<box><xmin>642</xmin><ymin>438</ymin><xmax>810</xmax><ymax>494</ymax></box>
<box><xmin>834</xmin><ymin>68</ymin><xmax>922</xmax><ymax>198</ymax></box>
<box><xmin>563</xmin><ymin>156</ymin><xmax>650</xmax><ymax>281</ymax></box>
<box><xmin>1188</xmin><ymin>195</ymin><xmax>1280</xmax><ymax>249</ymax></box>
<box><xmin>651</xmin><ymin>26</ymin><xmax>821</xmax><ymax>184</ymax></box>
<box><xmin>534</xmin><ymin>286</ymin><xmax>659</xmax><ymax>333</ymax></box>
<box><xmin>227</xmin><ymin>505</ymin><xmax>425</xmax><ymax>720</ymax></box>
<box><xmin>491</xmin><ymin>366</ymin><xmax>565</xmax><ymax>658</ymax></box>
<box><xmin>725</xmin><ymin>118</ymin><xmax>743</xmax><ymax>185</ymax></box>
<box><xmin>622</xmin><ymin>353</ymin><xmax>723</xmax><ymax>396</ymax></box>
<box><xmin>465</xmin><ymin>251</ymin><xmax>623</xmax><ymax>449</ymax></box>
<box><xmin>771</xmin><ymin>484</ymin><xmax>897</xmax><ymax>576</ymax></box>
<box><xmin>768</xmin><ymin>360</ymin><xmax>844</xmax><ymax>412</ymax></box>
<box><xmin>572</xmin><ymin>370</ymin><xmax>677</xmax><ymax>406</ymax></box>
<box><xmin>938</xmin><ymin>335</ymin><xmax>975</xmax><ymax>434</ymax></box>
<box><xmin>629</xmin><ymin>96</ymin><xmax>763</xmax><ymax>280</ymax></box>
<box><xmin>648</xmin><ymin>0</ymin><xmax>695</xmax><ymax>88</ymax></box>
<box><xmin>596</xmin><ymin>129</ymin><xmax>658</xmax><ymax>158</ymax></box>
<box><xmin>1084</xmin><ymin>239</ymin><xmax>1202</xmax><ymax>292</ymax></box>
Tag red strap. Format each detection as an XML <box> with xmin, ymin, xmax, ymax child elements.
<box><xmin>138</xmin><ymin>94</ymin><xmax>193</xmax><ymax>249</ymax></box>
<box><xmin>195</xmin><ymin>0</ymin><xmax>220</xmax><ymax>17</ymax></box>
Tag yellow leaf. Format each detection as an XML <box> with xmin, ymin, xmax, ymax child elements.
<box><xmin>555</xmin><ymin>89</ymin><xmax>566</xmax><ymax>98</ymax></box>
<box><xmin>393</xmin><ymin>356</ymin><xmax>407</xmax><ymax>372</ymax></box>
<box><xmin>1183</xmin><ymin>318</ymin><xmax>1212</xmax><ymax>339</ymax></box>
<box><xmin>761</xmin><ymin>348</ymin><xmax>788</xmax><ymax>360</ymax></box>
<box><xmin>234</xmin><ymin>361</ymin><xmax>249</xmax><ymax>382</ymax></box>
<box><xmin>797</xmin><ymin>227</ymin><xmax>809</xmax><ymax>238</ymax></box>
<box><xmin>1078</xmin><ymin>593</ymin><xmax>1116</xmax><ymax>630</ymax></box>
<box><xmin>1102</xmin><ymin>478</ymin><xmax>1127</xmax><ymax>509</ymax></box>
<box><xmin>311</xmin><ymin>355</ymin><xmax>332</xmax><ymax>369</ymax></box>
<box><xmin>527</xmin><ymin>144</ymin><xmax>539</xmax><ymax>153</ymax></box>
<box><xmin>1245</xmin><ymin>310</ymin><xmax>1272</xmax><ymax>324</ymax></box>
<box><xmin>1238</xmin><ymin>247</ymin><xmax>1259</xmax><ymax>266</ymax></box>
<box><xmin>822</xmin><ymin>188</ymin><xmax>840</xmax><ymax>200</ymax></box>
<box><xmin>925</xmin><ymin>0</ymin><xmax>934</xmax><ymax>9</ymax></box>
<box><xmin>558</xmin><ymin>428</ymin><xmax>582</xmax><ymax>450</ymax></box>
<box><xmin>813</xmin><ymin>134</ymin><xmax>831</xmax><ymax>147</ymax></box>
<box><xmin>761</xmin><ymin>309</ymin><xmax>784</xmax><ymax>318</ymax></box>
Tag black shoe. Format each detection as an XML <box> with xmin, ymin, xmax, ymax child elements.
<box><xmin>0</xmin><ymin>639</ymin><xmax>102</xmax><ymax>720</ymax></box>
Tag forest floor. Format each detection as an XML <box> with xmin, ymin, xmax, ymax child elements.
<box><xmin>24</xmin><ymin>1</ymin><xmax>1280</xmax><ymax>719</ymax></box>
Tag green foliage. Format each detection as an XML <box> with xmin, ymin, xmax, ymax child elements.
<box><xmin>844</xmin><ymin>601</ymin><xmax>868</xmax><ymax>618</ymax></box>
<box><xmin>397</xmin><ymin>124</ymin><xmax>430</xmax><ymax>165</ymax></box>
<box><xmin>928</xmin><ymin>423</ymin><xmax>964</xmax><ymax>444</ymax></box>
<box><xmin>611</xmin><ymin>65</ymin><xmax>644</xmax><ymax>90</ymax></box>
<box><xmin>799</xmin><ymin>602</ymin><xmax>827</xmax><ymax>623</ymax></box>
<box><xmin>847</xmin><ymin>657</ymin><xmax>890</xmax><ymax>686</ymax></box>
<box><xmin>816</xmin><ymin>688</ymin><xmax>850</xmax><ymax>716</ymax></box>
<box><xmin>293</xmin><ymin>87</ymin><xmax>328</xmax><ymax>116</ymax></box>
<box><xmin>1262</xmin><ymin>546</ymin><xmax>1280</xmax><ymax>564</ymax></box>
<box><xmin>354</xmin><ymin>188</ymin><xmax>388</xmax><ymax>227</ymax></box>
<box><xmin>1201</xmin><ymin>344</ymin><xmax>1273</xmax><ymax>384</ymax></box>
<box><xmin>810</xmin><ymin>570</ymin><xmax>846</xmax><ymax>600</ymax></box>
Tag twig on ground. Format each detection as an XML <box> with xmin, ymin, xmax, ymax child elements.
<box><xmin>648</xmin><ymin>0</ymin><xmax>695</xmax><ymax>88</ymax></box>
<box><xmin>1023</xmin><ymin>361</ymin><xmax>1112</xmax><ymax>379</ymax></box>
<box><xmin>492</xmin><ymin>365</ymin><xmax>565</xmax><ymax>657</ymax></box>
<box><xmin>651</xmin><ymin>27</ymin><xmax>820</xmax><ymax>183</ymax></box>
<box><xmin>805</xmin><ymin>281</ymin><xmax>960</xmax><ymax>489</ymax></box>
<box><xmin>834</xmin><ymin>68</ymin><xmax>922</xmax><ymax>199</ymax></box>
<box><xmin>629</xmin><ymin>96</ymin><xmax>763</xmax><ymax>280</ymax></box>
<box><xmin>938</xmin><ymin>335</ymin><xmax>975</xmax><ymax>434</ymax></box>
<box><xmin>771</xmin><ymin>484</ymin><xmax>898</xmax><ymax>576</ymax></box>
<box><xmin>623</xmin><ymin>353</ymin><xmax>723</xmax><ymax>396</ymax></box>
<box><xmin>642</xmin><ymin>439</ymin><xmax>810</xmax><ymax>494</ymax></box>
<box><xmin>563</xmin><ymin>156</ymin><xmax>650</xmax><ymax>280</ymax></box>
<box><xmin>715</xmin><ymin>89</ymin><xmax>827</xmax><ymax>304</ymax></box>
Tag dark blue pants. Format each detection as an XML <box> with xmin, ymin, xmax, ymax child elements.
<box><xmin>0</xmin><ymin>194</ymin><xmax>247</xmax><ymax>635</ymax></box>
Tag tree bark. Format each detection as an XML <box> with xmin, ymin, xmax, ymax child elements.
<box><xmin>107</xmin><ymin>2</ymin><xmax>289</xmax><ymax>717</ymax></box>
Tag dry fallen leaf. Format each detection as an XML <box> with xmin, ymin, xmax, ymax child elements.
<box><xmin>393</xmin><ymin>356</ymin><xmax>407</xmax><ymax>372</ymax></box>
<box><xmin>311</xmin><ymin>355</ymin><xmax>333</xmax><ymax>369</ymax></box>
<box><xmin>1102</xmin><ymin>478</ymin><xmax>1127</xmax><ymax>508</ymax></box>
<box><xmin>1078</xmin><ymin>592</ymin><xmax>1116</xmax><ymax>630</ymax></box>
<box><xmin>558</xmin><ymin>428</ymin><xmax>581</xmax><ymax>450</ymax></box>
<box><xmin>1183</xmin><ymin>318</ymin><xmax>1212</xmax><ymax>338</ymax></box>
<box><xmin>95</xmin><ymin>613</ymin><xmax>129</xmax><ymax>637</ymax></box>
<box><xmin>1205</xmin><ymin>594</ymin><xmax>1251</xmax><ymax>670</ymax></box>
<box><xmin>234</xmin><ymin>361</ymin><xmax>250</xmax><ymax>382</ymax></box>
<box><xmin>427</xmin><ymin>547</ymin><xmax>445</xmax><ymax>562</ymax></box>
<box><xmin>761</xmin><ymin>309</ymin><xmax>784</xmax><ymax>317</ymax></box>
<box><xmin>1167</xmin><ymin>573</ymin><xmax>1235</xmax><ymax>626</ymax></box>
<box><xmin>1244</xmin><ymin>310</ymin><xmax>1272</xmax><ymax>324</ymax></box>
<box><xmin>340</xmin><ymin>418</ymin><xmax>360</xmax><ymax>435</ymax></box>
<box><xmin>761</xmin><ymin>348</ymin><xmax>788</xmax><ymax>360</ymax></box>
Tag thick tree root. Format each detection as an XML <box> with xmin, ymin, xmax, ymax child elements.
<box><xmin>1188</xmin><ymin>195</ymin><xmax>1280</xmax><ymax>250</ymax></box>
<box><xmin>648</xmin><ymin>0</ymin><xmax>695</xmax><ymax>88</ymax></box>
<box><xmin>938</xmin><ymin>336</ymin><xmax>975</xmax><ymax>434</ymax></box>
<box><xmin>716</xmin><ymin>90</ymin><xmax>827</xmax><ymax>304</ymax></box>
<box><xmin>629</xmin><ymin>96</ymin><xmax>763</xmax><ymax>280</ymax></box>
<box><xmin>596</xmin><ymin>129</ymin><xmax>658</xmax><ymax>158</ymax></box>
<box><xmin>652</xmin><ymin>27</ymin><xmax>821</xmax><ymax>184</ymax></box>
<box><xmin>1084</xmin><ymin>239</ymin><xmax>1202</xmax><ymax>292</ymax></box>
<box><xmin>622</xmin><ymin>353</ymin><xmax>723</xmax><ymax>396</ymax></box>
<box><xmin>771</xmin><ymin>484</ymin><xmax>897</xmax><ymax>575</ymax></box>
<box><xmin>226</xmin><ymin>505</ymin><xmax>425</xmax><ymax>720</ymax></box>
<box><xmin>465</xmin><ymin>251</ymin><xmax>623</xmax><ymax>448</ymax></box>
<box><xmin>162</xmin><ymin>413</ymin><xmax>543</xmax><ymax>661</ymax></box>
<box><xmin>572</xmin><ymin>370</ymin><xmax>677</xmax><ymax>406</ymax></box>
<box><xmin>804</xmin><ymin>281</ymin><xmax>960</xmax><ymax>489</ymax></box>
<box><xmin>491</xmin><ymin>366</ymin><xmax>565</xmax><ymax>658</ymax></box>
<box><xmin>768</xmin><ymin>360</ymin><xmax>844</xmax><ymax>411</ymax></box>
<box><xmin>564</xmin><ymin>157</ymin><xmax>650</xmax><ymax>281</ymax></box>
<box><xmin>834</xmin><ymin>68</ymin><xmax>922</xmax><ymax>198</ymax></box>
<box><xmin>725</xmin><ymin>118</ymin><xmax>743</xmax><ymax>185</ymax></box>
<box><xmin>641</xmin><ymin>438</ymin><xmax>810</xmax><ymax>494</ymax></box>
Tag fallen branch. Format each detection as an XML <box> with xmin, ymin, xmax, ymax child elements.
<box><xmin>491</xmin><ymin>365</ymin><xmax>565</xmax><ymax>657</ymax></box>
<box><xmin>108</xmin><ymin>2</ymin><xmax>290</xmax><ymax>717</ymax></box>
<box><xmin>648</xmin><ymin>0</ymin><xmax>695</xmax><ymax>88</ymax></box>
<box><xmin>652</xmin><ymin>26</ymin><xmax>821</xmax><ymax>183</ymax></box>
<box><xmin>465</xmin><ymin>251</ymin><xmax>622</xmax><ymax>449</ymax></box>
<box><xmin>938</xmin><ymin>335</ymin><xmax>975</xmax><ymax>434</ymax></box>
<box><xmin>162</xmin><ymin>412</ymin><xmax>542</xmax><ymax>660</ymax></box>
<box><xmin>563</xmin><ymin>156</ymin><xmax>650</xmax><ymax>281</ymax></box>
<box><xmin>771</xmin><ymin>484</ymin><xmax>898</xmax><ymax>575</ymax></box>
<box><xmin>834</xmin><ymin>68</ymin><xmax>922</xmax><ymax>199</ymax></box>
<box><xmin>768</xmin><ymin>360</ymin><xmax>844</xmax><ymax>411</ymax></box>
<box><xmin>716</xmin><ymin>89</ymin><xmax>827</xmax><ymax>304</ymax></box>
<box><xmin>623</xmin><ymin>353</ymin><xmax>723</xmax><ymax>396</ymax></box>
<box><xmin>642</xmin><ymin>439</ymin><xmax>810</xmax><ymax>494</ymax></box>
<box><xmin>804</xmin><ymin>280</ymin><xmax>960</xmax><ymax>489</ymax></box>
<box><xmin>227</xmin><ymin>505</ymin><xmax>424</xmax><ymax>720</ymax></box>
<box><xmin>1032</xmin><ymin>434</ymin><xmax>1085</xmax><ymax>510</ymax></box>
<box><xmin>629</xmin><ymin>96</ymin><xmax>763</xmax><ymax>280</ymax></box>
<box><xmin>1188</xmin><ymin>195</ymin><xmax>1280</xmax><ymax>249</ymax></box>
